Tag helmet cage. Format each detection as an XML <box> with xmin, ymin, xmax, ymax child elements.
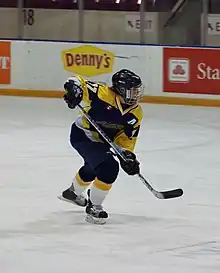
<box><xmin>118</xmin><ymin>84</ymin><xmax>144</xmax><ymax>105</ymax></box>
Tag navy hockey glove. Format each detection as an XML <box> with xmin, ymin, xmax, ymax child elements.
<box><xmin>64</xmin><ymin>78</ymin><xmax>83</xmax><ymax>109</ymax></box>
<box><xmin>119</xmin><ymin>150</ymin><xmax>140</xmax><ymax>176</ymax></box>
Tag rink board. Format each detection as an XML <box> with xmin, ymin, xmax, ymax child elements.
<box><xmin>0</xmin><ymin>40</ymin><xmax>220</xmax><ymax>107</ymax></box>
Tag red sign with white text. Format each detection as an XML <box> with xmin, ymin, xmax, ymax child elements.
<box><xmin>163</xmin><ymin>47</ymin><xmax>220</xmax><ymax>95</ymax></box>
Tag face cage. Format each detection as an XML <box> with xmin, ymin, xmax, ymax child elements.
<box><xmin>122</xmin><ymin>85</ymin><xmax>144</xmax><ymax>105</ymax></box>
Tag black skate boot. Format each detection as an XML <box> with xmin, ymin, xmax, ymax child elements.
<box><xmin>58</xmin><ymin>185</ymin><xmax>87</xmax><ymax>207</ymax></box>
<box><xmin>85</xmin><ymin>190</ymin><xmax>108</xmax><ymax>224</ymax></box>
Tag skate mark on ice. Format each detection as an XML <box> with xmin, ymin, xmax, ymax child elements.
<box><xmin>0</xmin><ymin>211</ymin><xmax>183</xmax><ymax>238</ymax></box>
<box><xmin>148</xmin><ymin>240</ymin><xmax>220</xmax><ymax>258</ymax></box>
<box><xmin>188</xmin><ymin>203</ymin><xmax>220</xmax><ymax>209</ymax></box>
<box><xmin>0</xmin><ymin>210</ymin><xmax>87</xmax><ymax>238</ymax></box>
<box><xmin>141</xmin><ymin>139</ymin><xmax>211</xmax><ymax>154</ymax></box>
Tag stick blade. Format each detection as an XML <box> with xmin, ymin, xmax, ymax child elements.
<box><xmin>159</xmin><ymin>188</ymin><xmax>183</xmax><ymax>199</ymax></box>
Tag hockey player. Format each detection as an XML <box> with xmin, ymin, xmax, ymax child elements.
<box><xmin>59</xmin><ymin>69</ymin><xmax>144</xmax><ymax>224</ymax></box>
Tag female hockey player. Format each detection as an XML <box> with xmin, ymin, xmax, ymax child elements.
<box><xmin>59</xmin><ymin>69</ymin><xmax>144</xmax><ymax>224</ymax></box>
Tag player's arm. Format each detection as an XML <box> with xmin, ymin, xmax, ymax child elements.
<box><xmin>114</xmin><ymin>112</ymin><xmax>142</xmax><ymax>176</ymax></box>
<box><xmin>114</xmin><ymin>125</ymin><xmax>141</xmax><ymax>176</ymax></box>
<box><xmin>114</xmin><ymin>124</ymin><xmax>141</xmax><ymax>152</ymax></box>
<box><xmin>114</xmin><ymin>107</ymin><xmax>143</xmax><ymax>152</ymax></box>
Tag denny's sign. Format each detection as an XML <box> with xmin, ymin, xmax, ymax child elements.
<box><xmin>62</xmin><ymin>45</ymin><xmax>114</xmax><ymax>77</ymax></box>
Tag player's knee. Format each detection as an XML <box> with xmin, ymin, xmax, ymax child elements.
<box><xmin>78</xmin><ymin>164</ymin><xmax>96</xmax><ymax>182</ymax></box>
<box><xmin>96</xmin><ymin>155</ymin><xmax>119</xmax><ymax>184</ymax></box>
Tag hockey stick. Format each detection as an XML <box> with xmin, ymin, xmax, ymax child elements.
<box><xmin>77</xmin><ymin>104</ymin><xmax>183</xmax><ymax>200</ymax></box>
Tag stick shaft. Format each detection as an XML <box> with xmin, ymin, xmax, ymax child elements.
<box><xmin>77</xmin><ymin>105</ymin><xmax>127</xmax><ymax>161</ymax></box>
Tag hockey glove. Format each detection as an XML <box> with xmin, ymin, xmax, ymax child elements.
<box><xmin>64</xmin><ymin>78</ymin><xmax>83</xmax><ymax>109</ymax></box>
<box><xmin>119</xmin><ymin>150</ymin><xmax>140</xmax><ymax>176</ymax></box>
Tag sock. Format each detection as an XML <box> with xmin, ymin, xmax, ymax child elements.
<box><xmin>71</xmin><ymin>172</ymin><xmax>92</xmax><ymax>195</ymax></box>
<box><xmin>90</xmin><ymin>178</ymin><xmax>112</xmax><ymax>206</ymax></box>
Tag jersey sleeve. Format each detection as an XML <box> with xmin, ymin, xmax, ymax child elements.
<box><xmin>114</xmin><ymin>125</ymin><xmax>141</xmax><ymax>152</ymax></box>
<box><xmin>113</xmin><ymin>106</ymin><xmax>143</xmax><ymax>152</ymax></box>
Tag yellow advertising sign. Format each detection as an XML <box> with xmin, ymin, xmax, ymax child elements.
<box><xmin>62</xmin><ymin>45</ymin><xmax>114</xmax><ymax>77</ymax></box>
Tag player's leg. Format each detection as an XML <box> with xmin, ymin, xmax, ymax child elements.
<box><xmin>60</xmin><ymin>123</ymin><xmax>119</xmax><ymax>222</ymax></box>
<box><xmin>86</xmin><ymin>152</ymin><xmax>119</xmax><ymax>223</ymax></box>
<box><xmin>71</xmin><ymin>163</ymin><xmax>95</xmax><ymax>195</ymax></box>
<box><xmin>71</xmin><ymin>139</ymin><xmax>119</xmax><ymax>222</ymax></box>
<box><xmin>60</xmin><ymin>162</ymin><xmax>95</xmax><ymax>206</ymax></box>
<box><xmin>59</xmin><ymin>123</ymin><xmax>97</xmax><ymax>206</ymax></box>
<box><xmin>71</xmin><ymin>140</ymin><xmax>119</xmax><ymax>219</ymax></box>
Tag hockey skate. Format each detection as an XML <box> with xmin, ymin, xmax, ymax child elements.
<box><xmin>58</xmin><ymin>185</ymin><xmax>87</xmax><ymax>207</ymax></box>
<box><xmin>85</xmin><ymin>190</ymin><xmax>108</xmax><ymax>225</ymax></box>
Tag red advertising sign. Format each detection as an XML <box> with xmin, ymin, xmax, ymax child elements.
<box><xmin>163</xmin><ymin>47</ymin><xmax>220</xmax><ymax>95</ymax></box>
<box><xmin>0</xmin><ymin>41</ymin><xmax>11</xmax><ymax>85</ymax></box>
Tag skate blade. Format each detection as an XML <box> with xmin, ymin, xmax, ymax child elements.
<box><xmin>85</xmin><ymin>214</ymin><xmax>106</xmax><ymax>225</ymax></box>
<box><xmin>57</xmin><ymin>195</ymin><xmax>87</xmax><ymax>207</ymax></box>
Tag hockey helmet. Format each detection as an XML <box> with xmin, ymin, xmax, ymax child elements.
<box><xmin>112</xmin><ymin>69</ymin><xmax>143</xmax><ymax>105</ymax></box>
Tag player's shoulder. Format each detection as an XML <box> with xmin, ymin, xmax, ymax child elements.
<box><xmin>71</xmin><ymin>75</ymin><xmax>85</xmax><ymax>83</ymax></box>
<box><xmin>84</xmin><ymin>80</ymin><xmax>107</xmax><ymax>91</ymax></box>
<box><xmin>96</xmin><ymin>83</ymin><xmax>116</xmax><ymax>106</ymax></box>
<box><xmin>130</xmin><ymin>103</ymin><xmax>143</xmax><ymax>120</ymax></box>
<box><xmin>96</xmin><ymin>82</ymin><xmax>109</xmax><ymax>92</ymax></box>
<box><xmin>70</xmin><ymin>75</ymin><xmax>87</xmax><ymax>89</ymax></box>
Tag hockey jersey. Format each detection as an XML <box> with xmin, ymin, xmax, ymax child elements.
<box><xmin>73</xmin><ymin>76</ymin><xmax>143</xmax><ymax>152</ymax></box>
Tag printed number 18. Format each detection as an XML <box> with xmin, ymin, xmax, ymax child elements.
<box><xmin>23</xmin><ymin>9</ymin><xmax>35</xmax><ymax>26</ymax></box>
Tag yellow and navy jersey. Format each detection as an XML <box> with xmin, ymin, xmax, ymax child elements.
<box><xmin>74</xmin><ymin>76</ymin><xmax>143</xmax><ymax>152</ymax></box>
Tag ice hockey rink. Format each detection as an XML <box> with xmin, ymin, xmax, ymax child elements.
<box><xmin>0</xmin><ymin>96</ymin><xmax>220</xmax><ymax>273</ymax></box>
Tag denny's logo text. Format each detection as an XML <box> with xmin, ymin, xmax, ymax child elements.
<box><xmin>62</xmin><ymin>45</ymin><xmax>114</xmax><ymax>77</ymax></box>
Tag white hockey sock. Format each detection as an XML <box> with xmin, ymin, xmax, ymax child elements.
<box><xmin>72</xmin><ymin>172</ymin><xmax>92</xmax><ymax>195</ymax></box>
<box><xmin>90</xmin><ymin>178</ymin><xmax>112</xmax><ymax>206</ymax></box>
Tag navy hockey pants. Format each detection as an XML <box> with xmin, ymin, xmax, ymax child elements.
<box><xmin>70</xmin><ymin>123</ymin><xmax>119</xmax><ymax>184</ymax></box>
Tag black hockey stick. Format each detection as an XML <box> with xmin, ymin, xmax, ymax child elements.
<box><xmin>77</xmin><ymin>104</ymin><xmax>183</xmax><ymax>200</ymax></box>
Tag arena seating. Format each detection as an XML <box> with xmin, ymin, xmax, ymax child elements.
<box><xmin>0</xmin><ymin>0</ymin><xmax>181</xmax><ymax>11</ymax></box>
<box><xmin>1</xmin><ymin>1</ymin><xmax>218</xmax><ymax>12</ymax></box>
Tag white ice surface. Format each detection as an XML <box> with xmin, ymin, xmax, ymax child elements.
<box><xmin>0</xmin><ymin>97</ymin><xmax>220</xmax><ymax>273</ymax></box>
